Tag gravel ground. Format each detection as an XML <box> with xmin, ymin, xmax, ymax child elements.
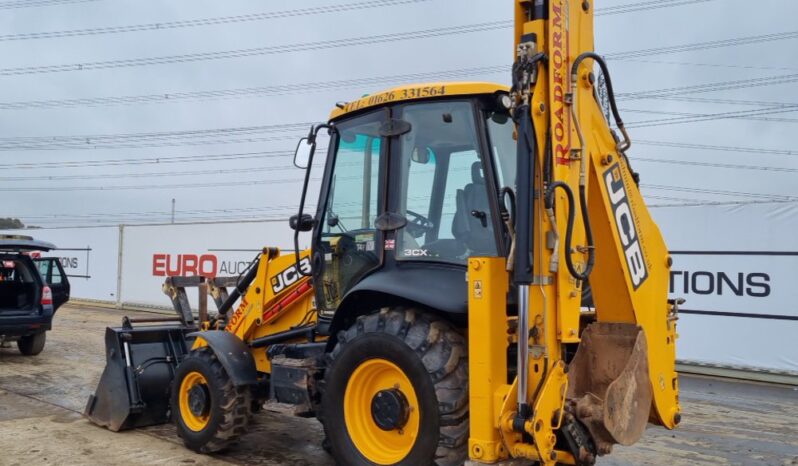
<box><xmin>0</xmin><ymin>304</ymin><xmax>796</xmax><ymax>465</ymax></box>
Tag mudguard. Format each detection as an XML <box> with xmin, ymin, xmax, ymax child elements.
<box><xmin>188</xmin><ymin>330</ymin><xmax>258</xmax><ymax>386</ymax></box>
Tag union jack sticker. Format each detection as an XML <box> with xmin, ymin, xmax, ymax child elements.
<box><xmin>384</xmin><ymin>239</ymin><xmax>395</xmax><ymax>250</ymax></box>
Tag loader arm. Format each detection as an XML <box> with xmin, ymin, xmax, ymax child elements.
<box><xmin>191</xmin><ymin>248</ymin><xmax>317</xmax><ymax>374</ymax></box>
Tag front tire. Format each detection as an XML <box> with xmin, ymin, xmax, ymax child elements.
<box><xmin>320</xmin><ymin>308</ymin><xmax>468</xmax><ymax>466</ymax></box>
<box><xmin>17</xmin><ymin>332</ymin><xmax>46</xmax><ymax>356</ymax></box>
<box><xmin>171</xmin><ymin>348</ymin><xmax>251</xmax><ymax>453</ymax></box>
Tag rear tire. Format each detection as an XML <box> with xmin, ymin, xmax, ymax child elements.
<box><xmin>171</xmin><ymin>348</ymin><xmax>251</xmax><ymax>453</ymax></box>
<box><xmin>320</xmin><ymin>308</ymin><xmax>469</xmax><ymax>466</ymax></box>
<box><xmin>17</xmin><ymin>332</ymin><xmax>46</xmax><ymax>356</ymax></box>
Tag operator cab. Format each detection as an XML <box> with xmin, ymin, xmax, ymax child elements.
<box><xmin>293</xmin><ymin>83</ymin><xmax>516</xmax><ymax>322</ymax></box>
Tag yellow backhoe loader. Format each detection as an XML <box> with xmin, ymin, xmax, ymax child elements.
<box><xmin>85</xmin><ymin>1</ymin><xmax>682</xmax><ymax>464</ymax></box>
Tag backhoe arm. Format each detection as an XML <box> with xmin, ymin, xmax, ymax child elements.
<box><xmin>476</xmin><ymin>1</ymin><xmax>681</xmax><ymax>464</ymax></box>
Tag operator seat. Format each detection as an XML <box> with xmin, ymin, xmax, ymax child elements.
<box><xmin>452</xmin><ymin>162</ymin><xmax>494</xmax><ymax>255</ymax></box>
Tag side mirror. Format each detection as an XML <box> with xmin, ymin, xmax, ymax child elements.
<box><xmin>293</xmin><ymin>137</ymin><xmax>315</xmax><ymax>169</ymax></box>
<box><xmin>289</xmin><ymin>213</ymin><xmax>315</xmax><ymax>232</ymax></box>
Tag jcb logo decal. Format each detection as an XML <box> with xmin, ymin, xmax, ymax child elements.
<box><xmin>605</xmin><ymin>164</ymin><xmax>648</xmax><ymax>289</ymax></box>
<box><xmin>271</xmin><ymin>258</ymin><xmax>312</xmax><ymax>294</ymax></box>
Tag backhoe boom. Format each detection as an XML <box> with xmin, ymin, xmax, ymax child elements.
<box><xmin>465</xmin><ymin>1</ymin><xmax>681</xmax><ymax>464</ymax></box>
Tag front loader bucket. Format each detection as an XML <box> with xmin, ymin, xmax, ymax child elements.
<box><xmin>84</xmin><ymin>323</ymin><xmax>193</xmax><ymax>431</ymax></box>
<box><xmin>567</xmin><ymin>322</ymin><xmax>652</xmax><ymax>455</ymax></box>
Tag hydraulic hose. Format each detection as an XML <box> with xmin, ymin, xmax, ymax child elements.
<box><xmin>545</xmin><ymin>181</ymin><xmax>594</xmax><ymax>282</ymax></box>
<box><xmin>570</xmin><ymin>52</ymin><xmax>627</xmax><ymax>152</ymax></box>
<box><xmin>571</xmin><ymin>51</ymin><xmax>639</xmax><ymax>182</ymax></box>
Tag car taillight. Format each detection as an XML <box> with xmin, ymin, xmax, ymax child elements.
<box><xmin>41</xmin><ymin>286</ymin><xmax>53</xmax><ymax>306</ymax></box>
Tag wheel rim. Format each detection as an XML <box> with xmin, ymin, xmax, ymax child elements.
<box><xmin>179</xmin><ymin>371</ymin><xmax>210</xmax><ymax>432</ymax></box>
<box><xmin>344</xmin><ymin>358</ymin><xmax>420</xmax><ymax>465</ymax></box>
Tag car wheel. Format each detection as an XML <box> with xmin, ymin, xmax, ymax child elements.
<box><xmin>17</xmin><ymin>332</ymin><xmax>46</xmax><ymax>356</ymax></box>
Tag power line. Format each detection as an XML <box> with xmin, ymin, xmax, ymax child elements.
<box><xmin>621</xmin><ymin>107</ymin><xmax>798</xmax><ymax>124</ymax></box>
<box><xmin>648</xmin><ymin>95</ymin><xmax>798</xmax><ymax>107</ymax></box>
<box><xmin>635</xmin><ymin>140</ymin><xmax>798</xmax><ymax>157</ymax></box>
<box><xmin>0</xmin><ymin>65</ymin><xmax>507</xmax><ymax>110</ymax></box>
<box><xmin>0</xmin><ymin>164</ymin><xmax>299</xmax><ymax>181</ymax></box>
<box><xmin>1</xmin><ymin>0</ymin><xmax>707</xmax><ymax>43</ymax></box>
<box><xmin>2</xmin><ymin>19</ymin><xmax>794</xmax><ymax>77</ymax></box>
<box><xmin>618</xmin><ymin>73</ymin><xmax>798</xmax><ymax>100</ymax></box>
<box><xmin>0</xmin><ymin>0</ymin><xmax>98</xmax><ymax>9</ymax></box>
<box><xmin>4</xmin><ymin>72</ymin><xmax>798</xmax><ymax>152</ymax></box>
<box><xmin>2</xmin><ymin>66</ymin><xmax>793</xmax><ymax>112</ymax></box>
<box><xmin>0</xmin><ymin>122</ymin><xmax>315</xmax><ymax>151</ymax></box>
<box><xmin>626</xmin><ymin>105</ymin><xmax>798</xmax><ymax>128</ymax></box>
<box><xmin>0</xmin><ymin>177</ymin><xmax>323</xmax><ymax>192</ymax></box>
<box><xmin>635</xmin><ymin>157</ymin><xmax>798</xmax><ymax>173</ymax></box>
<box><xmin>644</xmin><ymin>194</ymin><xmax>706</xmax><ymax>204</ymax></box>
<box><xmin>0</xmin><ymin>150</ymin><xmax>297</xmax><ymax>169</ymax></box>
<box><xmin>21</xmin><ymin>213</ymin><xmax>300</xmax><ymax>228</ymax></box>
<box><xmin>0</xmin><ymin>121</ymin><xmax>311</xmax><ymax>144</ymax></box>
<box><xmin>2</xmin><ymin>72</ymin><xmax>795</xmax><ymax>148</ymax></box>
<box><xmin>0</xmin><ymin>39</ymin><xmax>791</xmax><ymax>113</ymax></box>
<box><xmin>643</xmin><ymin>184</ymin><xmax>798</xmax><ymax>201</ymax></box>
<box><xmin>0</xmin><ymin>147</ymin><xmax>329</xmax><ymax>169</ymax></box>
<box><xmin>607</xmin><ymin>30</ymin><xmax>798</xmax><ymax>60</ymax></box>
<box><xmin>0</xmin><ymin>133</ymin><xmax>307</xmax><ymax>151</ymax></box>
<box><xmin>596</xmin><ymin>0</ymin><xmax>713</xmax><ymax>16</ymax></box>
<box><xmin>649</xmin><ymin>199</ymin><xmax>798</xmax><ymax>208</ymax></box>
<box><xmin>0</xmin><ymin>21</ymin><xmax>510</xmax><ymax>76</ymax></box>
<box><xmin>612</xmin><ymin>57</ymin><xmax>798</xmax><ymax>73</ymax></box>
<box><xmin>0</xmin><ymin>0</ymin><xmax>430</xmax><ymax>42</ymax></box>
<box><xmin>15</xmin><ymin>204</ymin><xmax>304</xmax><ymax>220</ymax></box>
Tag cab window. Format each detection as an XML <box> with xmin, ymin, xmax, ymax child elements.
<box><xmin>395</xmin><ymin>101</ymin><xmax>497</xmax><ymax>264</ymax></box>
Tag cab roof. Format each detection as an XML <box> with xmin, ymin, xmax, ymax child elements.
<box><xmin>0</xmin><ymin>235</ymin><xmax>56</xmax><ymax>252</ymax></box>
<box><xmin>329</xmin><ymin>81</ymin><xmax>510</xmax><ymax>121</ymax></box>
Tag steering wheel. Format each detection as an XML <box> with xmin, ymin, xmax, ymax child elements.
<box><xmin>405</xmin><ymin>209</ymin><xmax>435</xmax><ymax>238</ymax></box>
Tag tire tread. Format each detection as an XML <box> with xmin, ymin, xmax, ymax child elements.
<box><xmin>320</xmin><ymin>308</ymin><xmax>469</xmax><ymax>466</ymax></box>
<box><xmin>175</xmin><ymin>349</ymin><xmax>251</xmax><ymax>453</ymax></box>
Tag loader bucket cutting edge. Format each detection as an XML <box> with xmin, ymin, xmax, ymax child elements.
<box><xmin>84</xmin><ymin>325</ymin><xmax>193</xmax><ymax>431</ymax></box>
<box><xmin>566</xmin><ymin>322</ymin><xmax>653</xmax><ymax>454</ymax></box>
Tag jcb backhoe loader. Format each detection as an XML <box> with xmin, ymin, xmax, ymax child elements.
<box><xmin>85</xmin><ymin>1</ymin><xmax>681</xmax><ymax>464</ymax></box>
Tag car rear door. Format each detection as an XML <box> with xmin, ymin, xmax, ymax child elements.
<box><xmin>33</xmin><ymin>258</ymin><xmax>70</xmax><ymax>311</ymax></box>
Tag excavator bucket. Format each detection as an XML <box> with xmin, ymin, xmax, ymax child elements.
<box><xmin>566</xmin><ymin>322</ymin><xmax>653</xmax><ymax>455</ymax></box>
<box><xmin>84</xmin><ymin>320</ymin><xmax>193</xmax><ymax>431</ymax></box>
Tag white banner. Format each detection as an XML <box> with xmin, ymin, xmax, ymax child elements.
<box><xmin>653</xmin><ymin>202</ymin><xmax>798</xmax><ymax>373</ymax></box>
<box><xmin>120</xmin><ymin>220</ymin><xmax>307</xmax><ymax>308</ymax></box>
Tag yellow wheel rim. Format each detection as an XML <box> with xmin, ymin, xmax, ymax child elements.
<box><xmin>344</xmin><ymin>358</ymin><xmax>420</xmax><ymax>465</ymax></box>
<box><xmin>179</xmin><ymin>371</ymin><xmax>210</xmax><ymax>432</ymax></box>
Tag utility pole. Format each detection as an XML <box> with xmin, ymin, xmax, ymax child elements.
<box><xmin>171</xmin><ymin>198</ymin><xmax>175</xmax><ymax>224</ymax></box>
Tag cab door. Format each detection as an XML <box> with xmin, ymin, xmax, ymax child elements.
<box><xmin>33</xmin><ymin>258</ymin><xmax>70</xmax><ymax>310</ymax></box>
<box><xmin>313</xmin><ymin>110</ymin><xmax>386</xmax><ymax>318</ymax></box>
<box><xmin>390</xmin><ymin>100</ymin><xmax>501</xmax><ymax>265</ymax></box>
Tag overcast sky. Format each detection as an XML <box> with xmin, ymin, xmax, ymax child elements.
<box><xmin>1</xmin><ymin>0</ymin><xmax>796</xmax><ymax>228</ymax></box>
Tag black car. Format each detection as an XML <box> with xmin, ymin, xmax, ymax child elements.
<box><xmin>0</xmin><ymin>235</ymin><xmax>70</xmax><ymax>355</ymax></box>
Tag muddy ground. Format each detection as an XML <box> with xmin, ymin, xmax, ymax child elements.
<box><xmin>0</xmin><ymin>304</ymin><xmax>796</xmax><ymax>465</ymax></box>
